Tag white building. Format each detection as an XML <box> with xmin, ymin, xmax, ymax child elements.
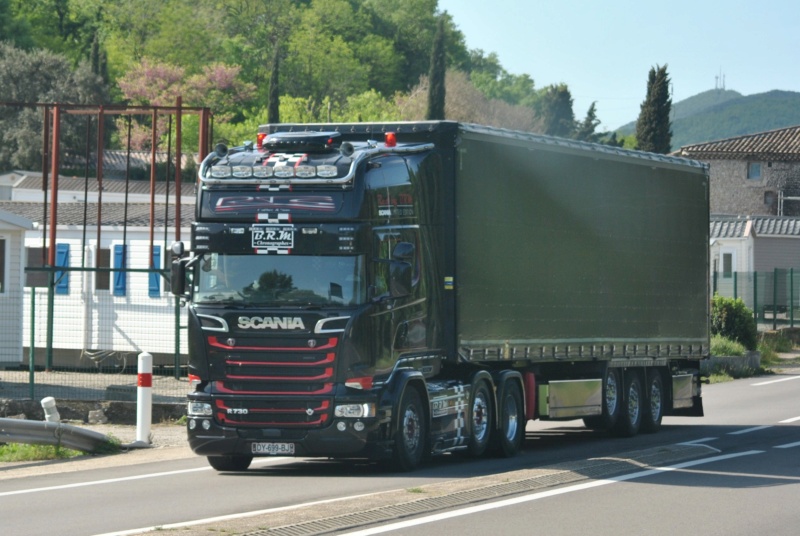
<box><xmin>0</xmin><ymin>209</ymin><xmax>34</xmax><ymax>368</ymax></box>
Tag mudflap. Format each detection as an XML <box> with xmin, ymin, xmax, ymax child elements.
<box><xmin>669</xmin><ymin>395</ymin><xmax>704</xmax><ymax>417</ymax></box>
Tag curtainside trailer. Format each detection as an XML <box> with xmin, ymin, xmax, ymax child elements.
<box><xmin>171</xmin><ymin>121</ymin><xmax>708</xmax><ymax>471</ymax></box>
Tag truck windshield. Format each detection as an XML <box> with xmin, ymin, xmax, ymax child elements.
<box><xmin>195</xmin><ymin>254</ymin><xmax>366</xmax><ymax>306</ymax></box>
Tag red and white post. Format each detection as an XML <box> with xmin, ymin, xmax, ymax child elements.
<box><xmin>136</xmin><ymin>352</ymin><xmax>153</xmax><ymax>445</ymax></box>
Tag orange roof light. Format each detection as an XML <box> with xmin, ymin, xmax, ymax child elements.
<box><xmin>385</xmin><ymin>132</ymin><xmax>397</xmax><ymax>147</ymax></box>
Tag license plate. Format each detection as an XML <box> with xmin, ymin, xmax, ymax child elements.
<box><xmin>251</xmin><ymin>442</ymin><xmax>295</xmax><ymax>455</ymax></box>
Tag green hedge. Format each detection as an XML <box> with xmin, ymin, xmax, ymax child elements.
<box><xmin>711</xmin><ymin>295</ymin><xmax>758</xmax><ymax>351</ymax></box>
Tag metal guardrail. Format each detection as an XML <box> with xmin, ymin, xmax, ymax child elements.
<box><xmin>0</xmin><ymin>417</ymin><xmax>116</xmax><ymax>453</ymax></box>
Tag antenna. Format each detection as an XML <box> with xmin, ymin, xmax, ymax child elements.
<box><xmin>715</xmin><ymin>68</ymin><xmax>726</xmax><ymax>90</ymax></box>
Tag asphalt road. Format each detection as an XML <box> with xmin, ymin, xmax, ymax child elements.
<box><xmin>1</xmin><ymin>367</ymin><xmax>799</xmax><ymax>536</ymax></box>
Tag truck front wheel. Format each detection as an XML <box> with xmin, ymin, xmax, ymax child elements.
<box><xmin>392</xmin><ymin>386</ymin><xmax>427</xmax><ymax>471</ymax></box>
<box><xmin>207</xmin><ymin>454</ymin><xmax>253</xmax><ymax>472</ymax></box>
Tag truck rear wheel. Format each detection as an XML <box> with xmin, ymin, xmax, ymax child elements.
<box><xmin>207</xmin><ymin>454</ymin><xmax>253</xmax><ymax>472</ymax></box>
<box><xmin>641</xmin><ymin>371</ymin><xmax>664</xmax><ymax>433</ymax></box>
<box><xmin>392</xmin><ymin>386</ymin><xmax>426</xmax><ymax>471</ymax></box>
<box><xmin>465</xmin><ymin>381</ymin><xmax>493</xmax><ymax>457</ymax></box>
<box><xmin>613</xmin><ymin>371</ymin><xmax>643</xmax><ymax>437</ymax></box>
<box><xmin>583</xmin><ymin>367</ymin><xmax>621</xmax><ymax>431</ymax></box>
<box><xmin>492</xmin><ymin>379</ymin><xmax>524</xmax><ymax>457</ymax></box>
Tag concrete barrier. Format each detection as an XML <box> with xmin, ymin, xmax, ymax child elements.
<box><xmin>701</xmin><ymin>351</ymin><xmax>761</xmax><ymax>376</ymax></box>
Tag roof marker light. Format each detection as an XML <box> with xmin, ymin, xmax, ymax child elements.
<box><xmin>385</xmin><ymin>132</ymin><xmax>397</xmax><ymax>147</ymax></box>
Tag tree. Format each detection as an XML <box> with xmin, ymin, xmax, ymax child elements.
<box><xmin>535</xmin><ymin>84</ymin><xmax>575</xmax><ymax>138</ymax></box>
<box><xmin>1</xmin><ymin>0</ymin><xmax>34</xmax><ymax>48</ymax></box>
<box><xmin>426</xmin><ymin>16</ymin><xmax>446</xmax><ymax>120</ymax></box>
<box><xmin>635</xmin><ymin>64</ymin><xmax>672</xmax><ymax>153</ymax></box>
<box><xmin>267</xmin><ymin>45</ymin><xmax>281</xmax><ymax>124</ymax></box>
<box><xmin>0</xmin><ymin>43</ymin><xmax>106</xmax><ymax>171</ymax></box>
<box><xmin>574</xmin><ymin>102</ymin><xmax>601</xmax><ymax>142</ymax></box>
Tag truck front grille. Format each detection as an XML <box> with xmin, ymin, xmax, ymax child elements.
<box><xmin>207</xmin><ymin>335</ymin><xmax>338</xmax><ymax>428</ymax></box>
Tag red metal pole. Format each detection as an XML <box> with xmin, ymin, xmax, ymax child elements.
<box><xmin>149</xmin><ymin>109</ymin><xmax>157</xmax><ymax>268</ymax></box>
<box><xmin>48</xmin><ymin>105</ymin><xmax>60</xmax><ymax>266</ymax></box>
<box><xmin>174</xmin><ymin>96</ymin><xmax>182</xmax><ymax>242</ymax></box>
<box><xmin>96</xmin><ymin>106</ymin><xmax>105</xmax><ymax>249</ymax></box>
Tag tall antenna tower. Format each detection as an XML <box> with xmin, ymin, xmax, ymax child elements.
<box><xmin>715</xmin><ymin>68</ymin><xmax>726</xmax><ymax>90</ymax></box>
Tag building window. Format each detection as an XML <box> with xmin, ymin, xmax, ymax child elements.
<box><xmin>0</xmin><ymin>238</ymin><xmax>6</xmax><ymax>293</ymax></box>
<box><xmin>747</xmin><ymin>162</ymin><xmax>762</xmax><ymax>180</ymax></box>
<box><xmin>96</xmin><ymin>247</ymin><xmax>110</xmax><ymax>291</ymax></box>
<box><xmin>722</xmin><ymin>252</ymin><xmax>733</xmax><ymax>278</ymax></box>
<box><xmin>26</xmin><ymin>247</ymin><xmax>49</xmax><ymax>287</ymax></box>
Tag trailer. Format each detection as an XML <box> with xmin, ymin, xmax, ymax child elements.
<box><xmin>171</xmin><ymin>121</ymin><xmax>708</xmax><ymax>471</ymax></box>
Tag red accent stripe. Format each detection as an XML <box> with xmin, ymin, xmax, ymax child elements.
<box><xmin>208</xmin><ymin>336</ymin><xmax>338</xmax><ymax>351</ymax></box>
<box><xmin>138</xmin><ymin>373</ymin><xmax>153</xmax><ymax>388</ymax></box>
<box><xmin>215</xmin><ymin>382</ymin><xmax>334</xmax><ymax>396</ymax></box>
<box><xmin>225</xmin><ymin>352</ymin><xmax>335</xmax><ymax>367</ymax></box>
<box><xmin>225</xmin><ymin>367</ymin><xmax>333</xmax><ymax>382</ymax></box>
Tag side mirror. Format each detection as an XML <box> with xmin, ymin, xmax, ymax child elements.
<box><xmin>171</xmin><ymin>258</ymin><xmax>186</xmax><ymax>296</ymax></box>
<box><xmin>389</xmin><ymin>260</ymin><xmax>412</xmax><ymax>298</ymax></box>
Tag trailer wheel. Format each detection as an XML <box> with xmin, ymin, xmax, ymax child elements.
<box><xmin>465</xmin><ymin>381</ymin><xmax>493</xmax><ymax>457</ymax></box>
<box><xmin>492</xmin><ymin>380</ymin><xmax>524</xmax><ymax>457</ymax></box>
<box><xmin>392</xmin><ymin>386</ymin><xmax>426</xmax><ymax>471</ymax></box>
<box><xmin>613</xmin><ymin>371</ymin><xmax>643</xmax><ymax>437</ymax></box>
<box><xmin>641</xmin><ymin>371</ymin><xmax>664</xmax><ymax>433</ymax></box>
<box><xmin>583</xmin><ymin>367</ymin><xmax>621</xmax><ymax>431</ymax></box>
<box><xmin>207</xmin><ymin>454</ymin><xmax>253</xmax><ymax>472</ymax></box>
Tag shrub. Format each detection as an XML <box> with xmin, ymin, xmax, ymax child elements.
<box><xmin>710</xmin><ymin>334</ymin><xmax>746</xmax><ymax>357</ymax></box>
<box><xmin>711</xmin><ymin>295</ymin><xmax>758</xmax><ymax>351</ymax></box>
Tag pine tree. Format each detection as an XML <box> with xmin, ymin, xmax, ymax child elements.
<box><xmin>574</xmin><ymin>102</ymin><xmax>600</xmax><ymax>142</ymax></box>
<box><xmin>635</xmin><ymin>65</ymin><xmax>672</xmax><ymax>153</ymax></box>
<box><xmin>426</xmin><ymin>16</ymin><xmax>446</xmax><ymax>121</ymax></box>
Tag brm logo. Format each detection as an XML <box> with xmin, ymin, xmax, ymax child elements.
<box><xmin>237</xmin><ymin>316</ymin><xmax>306</xmax><ymax>330</ymax></box>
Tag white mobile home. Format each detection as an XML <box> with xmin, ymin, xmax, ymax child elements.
<box><xmin>0</xmin><ymin>209</ymin><xmax>34</xmax><ymax>367</ymax></box>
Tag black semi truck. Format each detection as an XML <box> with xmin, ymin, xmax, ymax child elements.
<box><xmin>171</xmin><ymin>121</ymin><xmax>708</xmax><ymax>471</ymax></box>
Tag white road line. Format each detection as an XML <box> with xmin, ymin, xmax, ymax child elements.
<box><xmin>0</xmin><ymin>457</ymin><xmax>284</xmax><ymax>498</ymax></box>
<box><xmin>779</xmin><ymin>416</ymin><xmax>800</xmax><ymax>423</ymax></box>
<box><xmin>728</xmin><ymin>425</ymin><xmax>772</xmax><ymax>435</ymax></box>
<box><xmin>336</xmin><ymin>451</ymin><xmax>764</xmax><ymax>536</ymax></box>
<box><xmin>752</xmin><ymin>375</ymin><xmax>800</xmax><ymax>386</ymax></box>
<box><xmin>676</xmin><ymin>437</ymin><xmax>719</xmax><ymax>447</ymax></box>
<box><xmin>96</xmin><ymin>450</ymin><xmax>763</xmax><ymax>536</ymax></box>
<box><xmin>775</xmin><ymin>441</ymin><xmax>800</xmax><ymax>449</ymax></box>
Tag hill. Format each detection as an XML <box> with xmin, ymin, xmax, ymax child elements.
<box><xmin>616</xmin><ymin>89</ymin><xmax>800</xmax><ymax>149</ymax></box>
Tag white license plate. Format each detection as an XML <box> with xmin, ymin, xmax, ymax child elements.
<box><xmin>251</xmin><ymin>442</ymin><xmax>295</xmax><ymax>455</ymax></box>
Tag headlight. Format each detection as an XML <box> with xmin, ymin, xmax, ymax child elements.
<box><xmin>334</xmin><ymin>403</ymin><xmax>375</xmax><ymax>418</ymax></box>
<box><xmin>273</xmin><ymin>165</ymin><xmax>294</xmax><ymax>178</ymax></box>
<box><xmin>188</xmin><ymin>402</ymin><xmax>213</xmax><ymax>416</ymax></box>
<box><xmin>232</xmin><ymin>165</ymin><xmax>253</xmax><ymax>178</ymax></box>
<box><xmin>294</xmin><ymin>164</ymin><xmax>316</xmax><ymax>178</ymax></box>
<box><xmin>210</xmin><ymin>165</ymin><xmax>232</xmax><ymax>178</ymax></box>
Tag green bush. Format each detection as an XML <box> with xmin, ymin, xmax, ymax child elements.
<box><xmin>710</xmin><ymin>334</ymin><xmax>746</xmax><ymax>357</ymax></box>
<box><xmin>711</xmin><ymin>295</ymin><xmax>758</xmax><ymax>351</ymax></box>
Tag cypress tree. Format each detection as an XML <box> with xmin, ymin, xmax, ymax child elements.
<box><xmin>635</xmin><ymin>65</ymin><xmax>672</xmax><ymax>154</ymax></box>
<box><xmin>267</xmin><ymin>46</ymin><xmax>280</xmax><ymax>124</ymax></box>
<box><xmin>426</xmin><ymin>16</ymin><xmax>446</xmax><ymax>120</ymax></box>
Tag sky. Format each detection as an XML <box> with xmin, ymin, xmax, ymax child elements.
<box><xmin>436</xmin><ymin>0</ymin><xmax>800</xmax><ymax>130</ymax></box>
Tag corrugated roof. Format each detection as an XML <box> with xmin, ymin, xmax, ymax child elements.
<box><xmin>710</xmin><ymin>214</ymin><xmax>800</xmax><ymax>238</ymax></box>
<box><xmin>14</xmin><ymin>172</ymin><xmax>197</xmax><ymax>197</ymax></box>
<box><xmin>0</xmin><ymin>201</ymin><xmax>195</xmax><ymax>228</ymax></box>
<box><xmin>679</xmin><ymin>125</ymin><xmax>800</xmax><ymax>161</ymax></box>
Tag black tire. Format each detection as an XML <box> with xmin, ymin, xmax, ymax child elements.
<box><xmin>392</xmin><ymin>386</ymin><xmax>427</xmax><ymax>472</ymax></box>
<box><xmin>465</xmin><ymin>381</ymin><xmax>493</xmax><ymax>457</ymax></box>
<box><xmin>583</xmin><ymin>367</ymin><xmax>621</xmax><ymax>431</ymax></box>
<box><xmin>492</xmin><ymin>380</ymin><xmax>524</xmax><ymax>457</ymax></box>
<box><xmin>641</xmin><ymin>371</ymin><xmax>664</xmax><ymax>433</ymax></box>
<box><xmin>613</xmin><ymin>371</ymin><xmax>643</xmax><ymax>437</ymax></box>
<box><xmin>207</xmin><ymin>454</ymin><xmax>253</xmax><ymax>472</ymax></box>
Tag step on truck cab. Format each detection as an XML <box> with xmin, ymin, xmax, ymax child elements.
<box><xmin>171</xmin><ymin>121</ymin><xmax>708</xmax><ymax>472</ymax></box>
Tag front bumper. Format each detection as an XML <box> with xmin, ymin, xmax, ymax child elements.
<box><xmin>186</xmin><ymin>416</ymin><xmax>392</xmax><ymax>460</ymax></box>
